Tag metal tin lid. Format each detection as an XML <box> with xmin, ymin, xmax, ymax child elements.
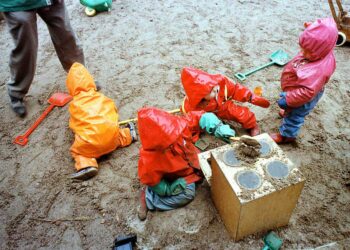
<box><xmin>266</xmin><ymin>160</ymin><xmax>289</xmax><ymax>179</ymax></box>
<box><xmin>222</xmin><ymin>149</ymin><xmax>240</xmax><ymax>167</ymax></box>
<box><xmin>259</xmin><ymin>141</ymin><xmax>271</xmax><ymax>156</ymax></box>
<box><xmin>236</xmin><ymin>170</ymin><xmax>262</xmax><ymax>190</ymax></box>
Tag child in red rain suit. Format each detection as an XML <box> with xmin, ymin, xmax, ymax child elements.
<box><xmin>137</xmin><ymin>107</ymin><xmax>235</xmax><ymax>220</ymax></box>
<box><xmin>180</xmin><ymin>67</ymin><xmax>270</xmax><ymax>136</ymax></box>
<box><xmin>269</xmin><ymin>18</ymin><xmax>338</xmax><ymax>143</ymax></box>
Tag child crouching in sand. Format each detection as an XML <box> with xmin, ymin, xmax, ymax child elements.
<box><xmin>180</xmin><ymin>67</ymin><xmax>270</xmax><ymax>136</ymax></box>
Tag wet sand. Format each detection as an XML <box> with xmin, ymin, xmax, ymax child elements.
<box><xmin>0</xmin><ymin>0</ymin><xmax>349</xmax><ymax>249</ymax></box>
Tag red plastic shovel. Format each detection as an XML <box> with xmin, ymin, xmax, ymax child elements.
<box><xmin>14</xmin><ymin>93</ymin><xmax>72</xmax><ymax>146</ymax></box>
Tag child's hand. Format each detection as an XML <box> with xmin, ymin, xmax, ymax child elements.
<box><xmin>277</xmin><ymin>92</ymin><xmax>288</xmax><ymax>109</ymax></box>
<box><xmin>214</xmin><ymin>124</ymin><xmax>236</xmax><ymax>139</ymax></box>
<box><xmin>250</xmin><ymin>94</ymin><xmax>270</xmax><ymax>108</ymax></box>
<box><xmin>199</xmin><ymin>112</ymin><xmax>236</xmax><ymax>139</ymax></box>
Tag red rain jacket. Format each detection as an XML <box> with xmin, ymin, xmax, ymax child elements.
<box><xmin>181</xmin><ymin>67</ymin><xmax>256</xmax><ymax>129</ymax></box>
<box><xmin>281</xmin><ymin>18</ymin><xmax>337</xmax><ymax>107</ymax></box>
<box><xmin>137</xmin><ymin>107</ymin><xmax>204</xmax><ymax>187</ymax></box>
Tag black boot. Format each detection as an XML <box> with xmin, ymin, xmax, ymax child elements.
<box><xmin>10</xmin><ymin>96</ymin><xmax>27</xmax><ymax>118</ymax></box>
<box><xmin>127</xmin><ymin>122</ymin><xmax>138</xmax><ymax>142</ymax></box>
<box><xmin>95</xmin><ymin>81</ymin><xmax>102</xmax><ymax>91</ymax></box>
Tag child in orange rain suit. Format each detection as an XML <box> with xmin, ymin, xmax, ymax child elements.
<box><xmin>137</xmin><ymin>107</ymin><xmax>235</xmax><ymax>220</ymax></box>
<box><xmin>180</xmin><ymin>67</ymin><xmax>270</xmax><ymax>136</ymax></box>
<box><xmin>66</xmin><ymin>63</ymin><xmax>137</xmax><ymax>181</ymax></box>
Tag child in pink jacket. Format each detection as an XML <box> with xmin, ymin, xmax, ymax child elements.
<box><xmin>270</xmin><ymin>18</ymin><xmax>338</xmax><ymax>143</ymax></box>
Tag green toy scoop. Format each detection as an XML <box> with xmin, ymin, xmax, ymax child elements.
<box><xmin>234</xmin><ymin>49</ymin><xmax>290</xmax><ymax>81</ymax></box>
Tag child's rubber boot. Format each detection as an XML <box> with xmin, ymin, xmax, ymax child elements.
<box><xmin>249</xmin><ymin>124</ymin><xmax>260</xmax><ymax>137</ymax></box>
<box><xmin>279</xmin><ymin>109</ymin><xmax>286</xmax><ymax>118</ymax></box>
<box><xmin>127</xmin><ymin>122</ymin><xmax>138</xmax><ymax>142</ymax></box>
<box><xmin>95</xmin><ymin>81</ymin><xmax>102</xmax><ymax>91</ymax></box>
<box><xmin>70</xmin><ymin>166</ymin><xmax>98</xmax><ymax>181</ymax></box>
<box><xmin>269</xmin><ymin>133</ymin><xmax>296</xmax><ymax>144</ymax></box>
<box><xmin>138</xmin><ymin>187</ymin><xmax>148</xmax><ymax>221</ymax></box>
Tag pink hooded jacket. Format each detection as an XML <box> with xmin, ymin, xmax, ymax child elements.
<box><xmin>281</xmin><ymin>18</ymin><xmax>337</xmax><ymax>107</ymax></box>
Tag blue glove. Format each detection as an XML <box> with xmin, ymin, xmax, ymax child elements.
<box><xmin>199</xmin><ymin>113</ymin><xmax>235</xmax><ymax>139</ymax></box>
<box><xmin>277</xmin><ymin>92</ymin><xmax>288</xmax><ymax>109</ymax></box>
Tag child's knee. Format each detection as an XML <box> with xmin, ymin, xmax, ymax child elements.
<box><xmin>117</xmin><ymin>127</ymin><xmax>134</xmax><ymax>147</ymax></box>
<box><xmin>183</xmin><ymin>183</ymin><xmax>196</xmax><ymax>200</ymax></box>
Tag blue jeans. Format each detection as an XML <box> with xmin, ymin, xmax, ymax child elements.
<box><xmin>145</xmin><ymin>183</ymin><xmax>196</xmax><ymax>211</ymax></box>
<box><xmin>280</xmin><ymin>90</ymin><xmax>324</xmax><ymax>138</ymax></box>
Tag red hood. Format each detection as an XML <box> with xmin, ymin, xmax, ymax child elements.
<box><xmin>181</xmin><ymin>67</ymin><xmax>222</xmax><ymax>109</ymax></box>
<box><xmin>138</xmin><ymin>107</ymin><xmax>187</xmax><ymax>150</ymax></box>
<box><xmin>299</xmin><ymin>18</ymin><xmax>338</xmax><ymax>61</ymax></box>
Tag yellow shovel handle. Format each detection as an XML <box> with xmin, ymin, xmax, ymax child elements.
<box><xmin>118</xmin><ymin>108</ymin><xmax>181</xmax><ymax>126</ymax></box>
<box><xmin>229</xmin><ymin>137</ymin><xmax>240</xmax><ymax>141</ymax></box>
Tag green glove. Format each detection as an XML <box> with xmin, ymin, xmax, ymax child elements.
<box><xmin>215</xmin><ymin>124</ymin><xmax>235</xmax><ymax>139</ymax></box>
<box><xmin>199</xmin><ymin>112</ymin><xmax>221</xmax><ymax>134</ymax></box>
<box><xmin>199</xmin><ymin>113</ymin><xmax>235</xmax><ymax>139</ymax></box>
<box><xmin>150</xmin><ymin>178</ymin><xmax>187</xmax><ymax>196</ymax></box>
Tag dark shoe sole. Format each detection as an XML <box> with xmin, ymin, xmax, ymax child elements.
<box><xmin>13</xmin><ymin>107</ymin><xmax>27</xmax><ymax>118</ymax></box>
<box><xmin>95</xmin><ymin>81</ymin><xmax>102</xmax><ymax>91</ymax></box>
<box><xmin>70</xmin><ymin>167</ymin><xmax>98</xmax><ymax>181</ymax></box>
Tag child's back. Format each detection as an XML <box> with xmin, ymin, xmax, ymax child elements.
<box><xmin>66</xmin><ymin>63</ymin><xmax>133</xmax><ymax>180</ymax></box>
<box><xmin>67</xmin><ymin>63</ymin><xmax>123</xmax><ymax>155</ymax></box>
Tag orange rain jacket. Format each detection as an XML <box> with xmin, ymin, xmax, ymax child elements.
<box><xmin>67</xmin><ymin>63</ymin><xmax>132</xmax><ymax>171</ymax></box>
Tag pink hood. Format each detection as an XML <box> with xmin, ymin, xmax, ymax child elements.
<box><xmin>299</xmin><ymin>18</ymin><xmax>338</xmax><ymax>61</ymax></box>
<box><xmin>281</xmin><ymin>18</ymin><xmax>337</xmax><ymax>107</ymax></box>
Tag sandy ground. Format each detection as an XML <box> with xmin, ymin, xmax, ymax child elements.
<box><xmin>1</xmin><ymin>0</ymin><xmax>350</xmax><ymax>249</ymax></box>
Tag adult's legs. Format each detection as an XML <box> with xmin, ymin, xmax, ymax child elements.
<box><xmin>4</xmin><ymin>11</ymin><xmax>38</xmax><ymax>100</ymax></box>
<box><xmin>38</xmin><ymin>1</ymin><xmax>84</xmax><ymax>72</ymax></box>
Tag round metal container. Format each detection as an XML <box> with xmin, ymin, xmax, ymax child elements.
<box><xmin>236</xmin><ymin>170</ymin><xmax>262</xmax><ymax>190</ymax></box>
<box><xmin>222</xmin><ymin>149</ymin><xmax>240</xmax><ymax>167</ymax></box>
<box><xmin>266</xmin><ymin>160</ymin><xmax>289</xmax><ymax>179</ymax></box>
<box><xmin>259</xmin><ymin>141</ymin><xmax>271</xmax><ymax>156</ymax></box>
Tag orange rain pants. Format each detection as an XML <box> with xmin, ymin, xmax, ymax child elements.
<box><xmin>66</xmin><ymin>63</ymin><xmax>132</xmax><ymax>171</ymax></box>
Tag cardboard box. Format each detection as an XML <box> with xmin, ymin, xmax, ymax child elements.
<box><xmin>198</xmin><ymin>133</ymin><xmax>305</xmax><ymax>241</ymax></box>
